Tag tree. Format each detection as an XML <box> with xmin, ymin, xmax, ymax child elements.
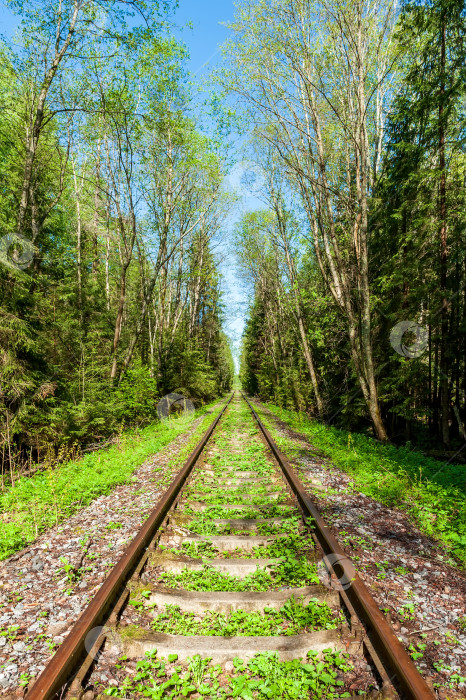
<box><xmin>0</xmin><ymin>9</ymin><xmax>234</xmax><ymax>484</ymax></box>
<box><xmin>225</xmin><ymin>0</ymin><xmax>398</xmax><ymax>439</ymax></box>
<box><xmin>373</xmin><ymin>0</ymin><xmax>465</xmax><ymax>446</ymax></box>
<box><xmin>5</xmin><ymin>0</ymin><xmax>171</xmax><ymax>242</ymax></box>
<box><xmin>236</xmin><ymin>0</ymin><xmax>466</xmax><ymax>452</ymax></box>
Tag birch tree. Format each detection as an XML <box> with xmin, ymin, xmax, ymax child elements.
<box><xmin>225</xmin><ymin>0</ymin><xmax>397</xmax><ymax>439</ymax></box>
<box><xmin>5</xmin><ymin>0</ymin><xmax>170</xmax><ymax>240</ymax></box>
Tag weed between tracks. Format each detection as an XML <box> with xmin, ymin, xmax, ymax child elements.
<box><xmin>164</xmin><ymin>531</ymin><xmax>314</xmax><ymax>561</ymax></box>
<box><xmin>148</xmin><ymin>597</ymin><xmax>340</xmax><ymax>636</ymax></box>
<box><xmin>183</xmin><ymin>504</ymin><xmax>295</xmax><ymax>519</ymax></box>
<box><xmin>158</xmin><ymin>557</ymin><xmax>320</xmax><ymax>591</ymax></box>
<box><xmin>184</xmin><ymin>515</ymin><xmax>301</xmax><ymax>537</ymax></box>
<box><xmin>104</xmin><ymin>648</ymin><xmax>353</xmax><ymax>699</ymax></box>
<box><xmin>99</xmin><ymin>398</ymin><xmax>356</xmax><ymax>698</ymax></box>
<box><xmin>125</xmin><ymin>595</ymin><xmax>342</xmax><ymax>637</ymax></box>
<box><xmin>183</xmin><ymin>492</ymin><xmax>289</xmax><ymax>506</ymax></box>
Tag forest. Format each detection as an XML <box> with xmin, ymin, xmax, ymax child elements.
<box><xmin>0</xmin><ymin>0</ymin><xmax>234</xmax><ymax>482</ymax></box>
<box><xmin>0</xmin><ymin>0</ymin><xmax>465</xmax><ymax>488</ymax></box>
<box><xmin>234</xmin><ymin>0</ymin><xmax>466</xmax><ymax>454</ymax></box>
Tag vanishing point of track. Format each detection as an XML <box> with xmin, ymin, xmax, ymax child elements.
<box><xmin>26</xmin><ymin>392</ymin><xmax>434</xmax><ymax>700</ymax></box>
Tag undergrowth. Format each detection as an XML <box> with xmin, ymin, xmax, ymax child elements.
<box><xmin>255</xmin><ymin>401</ymin><xmax>466</xmax><ymax>566</ymax></box>
<box><xmin>104</xmin><ymin>649</ymin><xmax>352</xmax><ymax>699</ymax></box>
<box><xmin>148</xmin><ymin>598</ymin><xmax>339</xmax><ymax>636</ymax></box>
<box><xmin>0</xmin><ymin>398</ymin><xmax>227</xmax><ymax>560</ymax></box>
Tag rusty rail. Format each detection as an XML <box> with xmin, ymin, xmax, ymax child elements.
<box><xmin>243</xmin><ymin>394</ymin><xmax>435</xmax><ymax>700</ymax></box>
<box><xmin>27</xmin><ymin>394</ymin><xmax>234</xmax><ymax>700</ymax></box>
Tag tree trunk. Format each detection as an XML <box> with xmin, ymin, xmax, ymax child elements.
<box><xmin>273</xmin><ymin>194</ymin><xmax>324</xmax><ymax>415</ymax></box>
<box><xmin>16</xmin><ymin>1</ymin><xmax>80</xmax><ymax>235</ymax></box>
<box><xmin>439</xmin><ymin>11</ymin><xmax>450</xmax><ymax>447</ymax></box>
<box><xmin>110</xmin><ymin>263</ymin><xmax>129</xmax><ymax>379</ymax></box>
<box><xmin>71</xmin><ymin>158</ymin><xmax>83</xmax><ymax>312</ymax></box>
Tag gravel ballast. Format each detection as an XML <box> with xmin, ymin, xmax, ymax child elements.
<box><xmin>0</xmin><ymin>406</ymin><xmax>223</xmax><ymax>695</ymax></box>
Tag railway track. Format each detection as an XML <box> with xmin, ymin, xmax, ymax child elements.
<box><xmin>26</xmin><ymin>392</ymin><xmax>435</xmax><ymax>700</ymax></box>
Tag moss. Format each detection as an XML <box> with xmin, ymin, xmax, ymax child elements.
<box><xmin>169</xmin><ymin>513</ymin><xmax>193</xmax><ymax>527</ymax></box>
<box><xmin>127</xmin><ymin>581</ymin><xmax>149</xmax><ymax>596</ymax></box>
<box><xmin>149</xmin><ymin>550</ymin><xmax>190</xmax><ymax>566</ymax></box>
<box><xmin>119</xmin><ymin>624</ymin><xmax>148</xmax><ymax>641</ymax></box>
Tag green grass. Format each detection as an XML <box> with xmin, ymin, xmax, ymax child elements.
<box><xmin>103</xmin><ymin>649</ymin><xmax>353</xmax><ymax>699</ymax></box>
<box><xmin>166</xmin><ymin>531</ymin><xmax>313</xmax><ymax>561</ymax></box>
<box><xmin>159</xmin><ymin>557</ymin><xmax>319</xmax><ymax>592</ymax></box>
<box><xmin>0</xmin><ymin>398</ymin><xmax>228</xmax><ymax>560</ymax></box>
<box><xmin>255</xmin><ymin>401</ymin><xmax>466</xmax><ymax>566</ymax></box>
<box><xmin>148</xmin><ymin>598</ymin><xmax>339</xmax><ymax>636</ymax></box>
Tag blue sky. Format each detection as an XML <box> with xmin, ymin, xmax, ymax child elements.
<box><xmin>172</xmin><ymin>0</ymin><xmax>234</xmax><ymax>76</ymax></box>
<box><xmin>0</xmin><ymin>0</ymin><xmax>251</xmax><ymax>367</ymax></box>
<box><xmin>169</xmin><ymin>1</ymin><xmax>253</xmax><ymax>361</ymax></box>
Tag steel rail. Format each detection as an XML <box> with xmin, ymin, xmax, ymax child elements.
<box><xmin>26</xmin><ymin>393</ymin><xmax>234</xmax><ymax>700</ymax></box>
<box><xmin>243</xmin><ymin>394</ymin><xmax>435</xmax><ymax>700</ymax></box>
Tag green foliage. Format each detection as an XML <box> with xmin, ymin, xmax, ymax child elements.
<box><xmin>149</xmin><ymin>598</ymin><xmax>338</xmax><ymax>637</ymax></box>
<box><xmin>114</xmin><ymin>366</ymin><xmax>160</xmax><ymax>424</ymax></box>
<box><xmin>0</xmin><ymin>399</ymin><xmax>224</xmax><ymax>559</ymax></box>
<box><xmin>104</xmin><ymin>649</ymin><xmax>352</xmax><ymax>699</ymax></box>
<box><xmin>0</xmin><ymin>19</ymin><xmax>234</xmax><ymax>482</ymax></box>
<box><xmin>237</xmin><ymin>0</ymin><xmax>466</xmax><ymax>450</ymax></box>
<box><xmin>370</xmin><ymin>0</ymin><xmax>466</xmax><ymax>444</ymax></box>
<box><xmin>256</xmin><ymin>402</ymin><xmax>466</xmax><ymax>566</ymax></box>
